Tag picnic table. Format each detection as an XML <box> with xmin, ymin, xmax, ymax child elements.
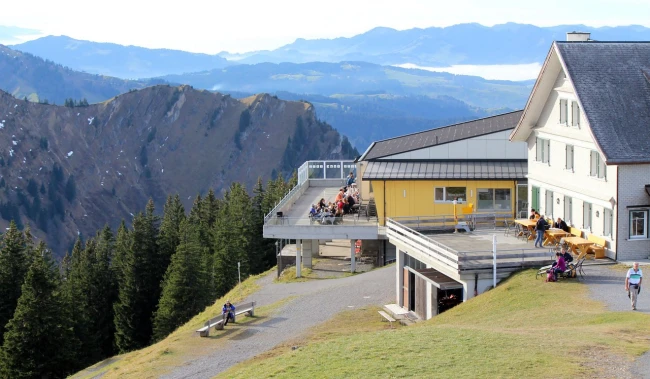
<box><xmin>562</xmin><ymin>236</ymin><xmax>594</xmax><ymax>257</ymax></box>
<box><xmin>515</xmin><ymin>219</ymin><xmax>537</xmax><ymax>240</ymax></box>
<box><xmin>543</xmin><ymin>228</ymin><xmax>570</xmax><ymax>246</ymax></box>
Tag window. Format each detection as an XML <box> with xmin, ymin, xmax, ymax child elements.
<box><xmin>434</xmin><ymin>187</ymin><xmax>466</xmax><ymax>202</ymax></box>
<box><xmin>583</xmin><ymin>202</ymin><xmax>592</xmax><ymax>230</ymax></box>
<box><xmin>535</xmin><ymin>138</ymin><xmax>550</xmax><ymax>164</ymax></box>
<box><xmin>545</xmin><ymin>190</ymin><xmax>553</xmax><ymax>218</ymax></box>
<box><xmin>531</xmin><ymin>186</ymin><xmax>540</xmax><ymax>211</ymax></box>
<box><xmin>571</xmin><ymin>101</ymin><xmax>580</xmax><ymax>126</ymax></box>
<box><xmin>590</xmin><ymin>151</ymin><xmax>606</xmax><ymax>179</ymax></box>
<box><xmin>477</xmin><ymin>188</ymin><xmax>511</xmax><ymax>210</ymax></box>
<box><xmin>565</xmin><ymin>145</ymin><xmax>574</xmax><ymax>171</ymax></box>
<box><xmin>604</xmin><ymin>208</ymin><xmax>613</xmax><ymax>237</ymax></box>
<box><xmin>559</xmin><ymin>99</ymin><xmax>568</xmax><ymax>124</ymax></box>
<box><xmin>630</xmin><ymin>210</ymin><xmax>648</xmax><ymax>239</ymax></box>
<box><xmin>564</xmin><ymin>196</ymin><xmax>572</xmax><ymax>224</ymax></box>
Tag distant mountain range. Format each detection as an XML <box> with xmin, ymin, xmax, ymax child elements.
<box><xmin>0</xmin><ymin>44</ymin><xmax>164</xmax><ymax>103</ymax></box>
<box><xmin>12</xmin><ymin>23</ymin><xmax>650</xmax><ymax>79</ymax></box>
<box><xmin>13</xmin><ymin>35</ymin><xmax>230</xmax><ymax>79</ymax></box>
<box><xmin>0</xmin><ymin>43</ymin><xmax>499</xmax><ymax>148</ymax></box>
<box><xmin>160</xmin><ymin>61</ymin><xmax>531</xmax><ymax>110</ymax></box>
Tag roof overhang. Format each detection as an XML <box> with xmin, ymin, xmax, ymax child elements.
<box><xmin>509</xmin><ymin>44</ymin><xmax>562</xmax><ymax>142</ymax></box>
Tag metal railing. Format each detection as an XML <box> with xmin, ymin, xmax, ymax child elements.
<box><xmin>386</xmin><ymin>218</ymin><xmax>461</xmax><ymax>271</ymax></box>
<box><xmin>265</xmin><ymin>215</ymin><xmax>383</xmax><ymax>227</ymax></box>
<box><xmin>386</xmin><ymin>218</ymin><xmax>554</xmax><ymax>273</ymax></box>
<box><xmin>263</xmin><ymin>180</ymin><xmax>308</xmax><ymax>223</ymax></box>
<box><xmin>297</xmin><ymin>160</ymin><xmax>356</xmax><ymax>185</ymax></box>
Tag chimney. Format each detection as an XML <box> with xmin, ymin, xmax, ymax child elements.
<box><xmin>566</xmin><ymin>32</ymin><xmax>591</xmax><ymax>42</ymax></box>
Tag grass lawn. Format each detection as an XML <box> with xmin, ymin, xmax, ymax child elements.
<box><xmin>218</xmin><ymin>269</ymin><xmax>650</xmax><ymax>378</ymax></box>
<box><xmin>71</xmin><ymin>268</ymin><xmax>276</xmax><ymax>379</ymax></box>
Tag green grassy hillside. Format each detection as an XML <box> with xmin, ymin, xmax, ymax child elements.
<box><xmin>221</xmin><ymin>270</ymin><xmax>650</xmax><ymax>378</ymax></box>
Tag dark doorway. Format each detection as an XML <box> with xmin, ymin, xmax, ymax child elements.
<box><xmin>437</xmin><ymin>288</ymin><xmax>463</xmax><ymax>314</ymax></box>
<box><xmin>408</xmin><ymin>272</ymin><xmax>416</xmax><ymax>312</ymax></box>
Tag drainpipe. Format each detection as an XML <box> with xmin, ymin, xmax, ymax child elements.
<box><xmin>383</xmin><ymin>180</ymin><xmax>387</xmax><ymax>221</ymax></box>
<box><xmin>474</xmin><ymin>273</ymin><xmax>478</xmax><ymax>297</ymax></box>
<box><xmin>615</xmin><ymin>168</ymin><xmax>619</xmax><ymax>261</ymax></box>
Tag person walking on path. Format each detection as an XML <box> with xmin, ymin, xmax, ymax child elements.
<box><xmin>534</xmin><ymin>216</ymin><xmax>548</xmax><ymax>248</ymax></box>
<box><xmin>625</xmin><ymin>263</ymin><xmax>643</xmax><ymax>310</ymax></box>
<box><xmin>222</xmin><ymin>300</ymin><xmax>236</xmax><ymax>325</ymax></box>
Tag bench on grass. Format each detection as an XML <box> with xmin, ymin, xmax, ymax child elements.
<box><xmin>196</xmin><ymin>301</ymin><xmax>256</xmax><ymax>337</ymax></box>
<box><xmin>378</xmin><ymin>310</ymin><xmax>396</xmax><ymax>328</ymax></box>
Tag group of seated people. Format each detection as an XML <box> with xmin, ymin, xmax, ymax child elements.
<box><xmin>529</xmin><ymin>208</ymin><xmax>570</xmax><ymax>231</ymax></box>
<box><xmin>546</xmin><ymin>245</ymin><xmax>574</xmax><ymax>282</ymax></box>
<box><xmin>309</xmin><ymin>185</ymin><xmax>360</xmax><ymax>222</ymax></box>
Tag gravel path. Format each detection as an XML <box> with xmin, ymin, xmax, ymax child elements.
<box><xmin>162</xmin><ymin>266</ymin><xmax>394</xmax><ymax>379</ymax></box>
<box><xmin>582</xmin><ymin>263</ymin><xmax>650</xmax><ymax>378</ymax></box>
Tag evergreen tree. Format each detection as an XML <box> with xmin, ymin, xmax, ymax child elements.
<box><xmin>93</xmin><ymin>226</ymin><xmax>117</xmax><ymax>358</ymax></box>
<box><xmin>250</xmin><ymin>178</ymin><xmax>274</xmax><ymax>274</ymax></box>
<box><xmin>0</xmin><ymin>221</ymin><xmax>28</xmax><ymax>344</ymax></box>
<box><xmin>63</xmin><ymin>238</ymin><xmax>98</xmax><ymax>367</ymax></box>
<box><xmin>0</xmin><ymin>242</ymin><xmax>79</xmax><ymax>379</ymax></box>
<box><xmin>114</xmin><ymin>201</ymin><xmax>159</xmax><ymax>352</ymax></box>
<box><xmin>213</xmin><ymin>183</ymin><xmax>253</xmax><ymax>297</ymax></box>
<box><xmin>152</xmin><ymin>219</ymin><xmax>207</xmax><ymax>341</ymax></box>
<box><xmin>158</xmin><ymin>195</ymin><xmax>185</xmax><ymax>275</ymax></box>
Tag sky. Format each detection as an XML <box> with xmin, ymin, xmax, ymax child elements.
<box><xmin>1</xmin><ymin>0</ymin><xmax>649</xmax><ymax>54</ymax></box>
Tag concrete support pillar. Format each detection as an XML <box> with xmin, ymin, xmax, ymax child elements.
<box><xmin>302</xmin><ymin>240</ymin><xmax>312</xmax><ymax>269</ymax></box>
<box><xmin>426</xmin><ymin>282</ymin><xmax>433</xmax><ymax>320</ymax></box>
<box><xmin>396</xmin><ymin>249</ymin><xmax>403</xmax><ymax>306</ymax></box>
<box><xmin>296</xmin><ymin>239</ymin><xmax>302</xmax><ymax>278</ymax></box>
<box><xmin>350</xmin><ymin>239</ymin><xmax>356</xmax><ymax>273</ymax></box>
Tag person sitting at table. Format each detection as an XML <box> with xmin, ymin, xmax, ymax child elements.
<box><xmin>553</xmin><ymin>217</ymin><xmax>570</xmax><ymax>232</ymax></box>
<box><xmin>318</xmin><ymin>198</ymin><xmax>327</xmax><ymax>210</ymax></box>
<box><xmin>529</xmin><ymin>209</ymin><xmax>536</xmax><ymax>220</ymax></box>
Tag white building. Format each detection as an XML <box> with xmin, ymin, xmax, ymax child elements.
<box><xmin>510</xmin><ymin>33</ymin><xmax>650</xmax><ymax>261</ymax></box>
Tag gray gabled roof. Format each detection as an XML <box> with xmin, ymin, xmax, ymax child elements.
<box><xmin>360</xmin><ymin>110</ymin><xmax>523</xmax><ymax>161</ymax></box>
<box><xmin>362</xmin><ymin>160</ymin><xmax>527</xmax><ymax>180</ymax></box>
<box><xmin>556</xmin><ymin>41</ymin><xmax>650</xmax><ymax>164</ymax></box>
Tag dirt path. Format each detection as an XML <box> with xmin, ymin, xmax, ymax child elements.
<box><xmin>582</xmin><ymin>263</ymin><xmax>650</xmax><ymax>378</ymax></box>
<box><xmin>162</xmin><ymin>266</ymin><xmax>394</xmax><ymax>379</ymax></box>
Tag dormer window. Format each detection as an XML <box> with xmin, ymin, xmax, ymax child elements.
<box><xmin>571</xmin><ymin>101</ymin><xmax>580</xmax><ymax>127</ymax></box>
<box><xmin>559</xmin><ymin>99</ymin><xmax>568</xmax><ymax>125</ymax></box>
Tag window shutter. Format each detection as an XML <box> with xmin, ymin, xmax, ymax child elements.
<box><xmin>590</xmin><ymin>151</ymin><xmax>595</xmax><ymax>176</ymax></box>
<box><xmin>546</xmin><ymin>140</ymin><xmax>550</xmax><ymax>165</ymax></box>
<box><xmin>565</xmin><ymin>145</ymin><xmax>567</xmax><ymax>169</ymax></box>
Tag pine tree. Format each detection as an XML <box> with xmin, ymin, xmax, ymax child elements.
<box><xmin>0</xmin><ymin>242</ymin><xmax>79</xmax><ymax>379</ymax></box>
<box><xmin>152</xmin><ymin>219</ymin><xmax>207</xmax><ymax>341</ymax></box>
<box><xmin>114</xmin><ymin>202</ymin><xmax>159</xmax><ymax>352</ymax></box>
<box><xmin>250</xmin><ymin>178</ymin><xmax>273</xmax><ymax>274</ymax></box>
<box><xmin>0</xmin><ymin>221</ymin><xmax>28</xmax><ymax>344</ymax></box>
<box><xmin>94</xmin><ymin>226</ymin><xmax>117</xmax><ymax>357</ymax></box>
<box><xmin>63</xmin><ymin>238</ymin><xmax>96</xmax><ymax>366</ymax></box>
<box><xmin>213</xmin><ymin>183</ymin><xmax>253</xmax><ymax>297</ymax></box>
<box><xmin>158</xmin><ymin>195</ymin><xmax>185</xmax><ymax>276</ymax></box>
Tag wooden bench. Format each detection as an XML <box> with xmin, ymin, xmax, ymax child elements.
<box><xmin>587</xmin><ymin>234</ymin><xmax>606</xmax><ymax>259</ymax></box>
<box><xmin>569</xmin><ymin>227</ymin><xmax>582</xmax><ymax>238</ymax></box>
<box><xmin>196</xmin><ymin>301</ymin><xmax>256</xmax><ymax>337</ymax></box>
<box><xmin>378</xmin><ymin>310</ymin><xmax>396</xmax><ymax>328</ymax></box>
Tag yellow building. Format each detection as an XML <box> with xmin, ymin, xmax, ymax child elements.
<box><xmin>358</xmin><ymin>111</ymin><xmax>528</xmax><ymax>223</ymax></box>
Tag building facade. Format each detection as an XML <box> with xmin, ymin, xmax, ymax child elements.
<box><xmin>510</xmin><ymin>36</ymin><xmax>650</xmax><ymax>260</ymax></box>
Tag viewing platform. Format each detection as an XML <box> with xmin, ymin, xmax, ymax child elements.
<box><xmin>263</xmin><ymin>161</ymin><xmax>384</xmax><ymax>240</ymax></box>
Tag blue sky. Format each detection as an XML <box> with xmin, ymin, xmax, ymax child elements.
<box><xmin>1</xmin><ymin>0</ymin><xmax>649</xmax><ymax>53</ymax></box>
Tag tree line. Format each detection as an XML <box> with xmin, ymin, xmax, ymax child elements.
<box><xmin>0</xmin><ymin>175</ymin><xmax>295</xmax><ymax>378</ymax></box>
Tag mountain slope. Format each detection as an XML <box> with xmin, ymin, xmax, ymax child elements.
<box><xmin>0</xmin><ymin>44</ymin><xmax>163</xmax><ymax>103</ymax></box>
<box><xmin>0</xmin><ymin>85</ymin><xmax>353</xmax><ymax>256</ymax></box>
<box><xmin>226</xmin><ymin>23</ymin><xmax>650</xmax><ymax>66</ymax></box>
<box><xmin>161</xmin><ymin>61</ymin><xmax>531</xmax><ymax>109</ymax></box>
<box><xmin>12</xmin><ymin>35</ymin><xmax>230</xmax><ymax>79</ymax></box>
